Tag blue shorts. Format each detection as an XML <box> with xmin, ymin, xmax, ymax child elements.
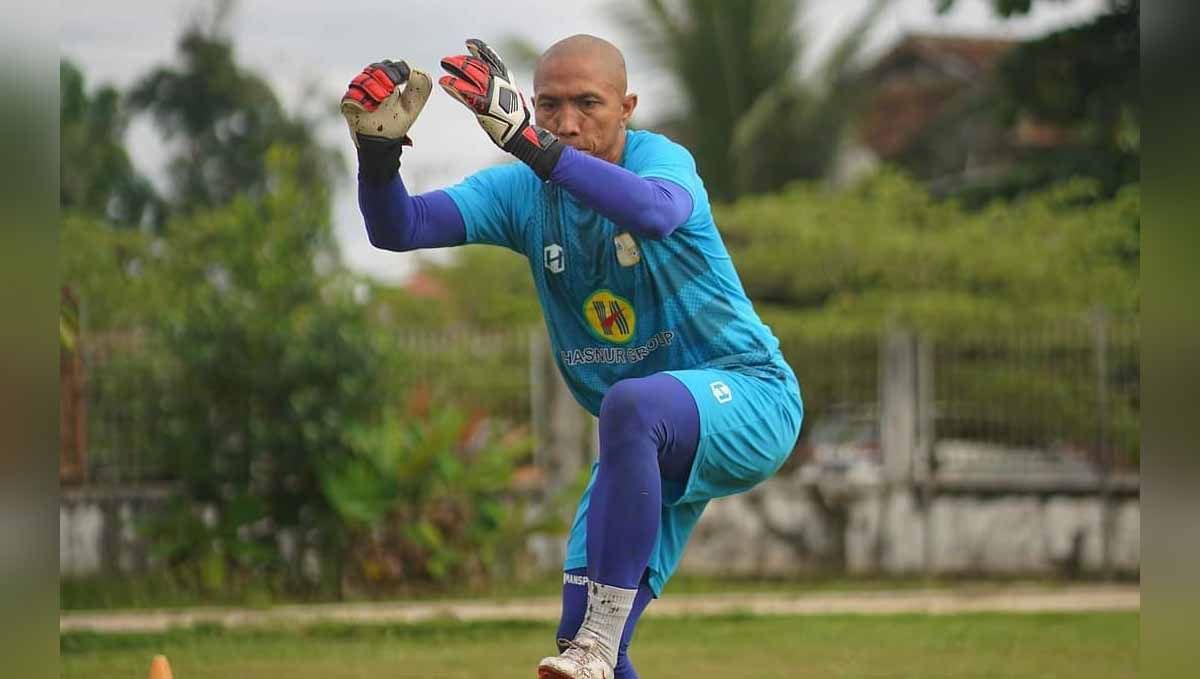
<box><xmin>564</xmin><ymin>364</ymin><xmax>803</xmax><ymax>596</ymax></box>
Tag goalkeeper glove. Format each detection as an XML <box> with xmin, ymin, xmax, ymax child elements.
<box><xmin>439</xmin><ymin>39</ymin><xmax>564</xmax><ymax>180</ymax></box>
<box><xmin>341</xmin><ymin>60</ymin><xmax>432</xmax><ymax>183</ymax></box>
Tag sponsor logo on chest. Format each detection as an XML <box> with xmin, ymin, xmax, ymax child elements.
<box><xmin>583</xmin><ymin>289</ymin><xmax>636</xmax><ymax>344</ymax></box>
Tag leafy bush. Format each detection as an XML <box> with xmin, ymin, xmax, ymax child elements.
<box><xmin>717</xmin><ymin>172</ymin><xmax>1139</xmax><ymax>464</ymax></box>
<box><xmin>322</xmin><ymin>405</ymin><xmax>556</xmax><ymax>593</ymax></box>
<box><xmin>718</xmin><ymin>171</ymin><xmax>1138</xmax><ymax>334</ymax></box>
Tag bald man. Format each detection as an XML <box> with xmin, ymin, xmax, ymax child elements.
<box><xmin>342</xmin><ymin>36</ymin><xmax>803</xmax><ymax>679</ymax></box>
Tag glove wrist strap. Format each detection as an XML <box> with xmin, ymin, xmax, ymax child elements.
<box><xmin>504</xmin><ymin>126</ymin><xmax>565</xmax><ymax>181</ymax></box>
<box><xmin>356</xmin><ymin>135</ymin><xmax>406</xmax><ymax>184</ymax></box>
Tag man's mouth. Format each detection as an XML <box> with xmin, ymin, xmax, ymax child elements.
<box><xmin>563</xmin><ymin>139</ymin><xmax>596</xmax><ymax>155</ymax></box>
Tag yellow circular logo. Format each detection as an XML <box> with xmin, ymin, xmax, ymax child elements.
<box><xmin>583</xmin><ymin>290</ymin><xmax>636</xmax><ymax>344</ymax></box>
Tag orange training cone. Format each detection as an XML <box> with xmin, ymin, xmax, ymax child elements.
<box><xmin>148</xmin><ymin>654</ymin><xmax>173</xmax><ymax>679</ymax></box>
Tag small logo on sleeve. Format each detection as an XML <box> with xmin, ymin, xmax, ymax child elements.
<box><xmin>614</xmin><ymin>232</ymin><xmax>641</xmax><ymax>267</ymax></box>
<box><xmin>710</xmin><ymin>381</ymin><xmax>733</xmax><ymax>404</ymax></box>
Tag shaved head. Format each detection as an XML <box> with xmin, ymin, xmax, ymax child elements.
<box><xmin>535</xmin><ymin>34</ymin><xmax>627</xmax><ymax>94</ymax></box>
<box><xmin>531</xmin><ymin>34</ymin><xmax>637</xmax><ymax>164</ymax></box>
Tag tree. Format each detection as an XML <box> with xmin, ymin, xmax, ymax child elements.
<box><xmin>989</xmin><ymin>1</ymin><xmax>1138</xmax><ymax>198</ymax></box>
<box><xmin>60</xmin><ymin>60</ymin><xmax>163</xmax><ymax>228</ymax></box>
<box><xmin>618</xmin><ymin>0</ymin><xmax>888</xmax><ymax>200</ymax></box>
<box><xmin>62</xmin><ymin>6</ymin><xmax>372</xmax><ymax>587</ymax></box>
<box><xmin>127</xmin><ymin>4</ymin><xmax>341</xmax><ymax>211</ymax></box>
<box><xmin>937</xmin><ymin>0</ymin><xmax>1139</xmax><ymax>204</ymax></box>
<box><xmin>935</xmin><ymin>0</ymin><xmax>1082</xmax><ymax>17</ymax></box>
<box><xmin>140</xmin><ymin>146</ymin><xmax>382</xmax><ymax>592</ymax></box>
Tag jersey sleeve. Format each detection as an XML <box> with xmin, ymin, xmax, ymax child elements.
<box><xmin>441</xmin><ymin>161</ymin><xmax>534</xmax><ymax>255</ymax></box>
<box><xmin>628</xmin><ymin>135</ymin><xmax>710</xmax><ymax>229</ymax></box>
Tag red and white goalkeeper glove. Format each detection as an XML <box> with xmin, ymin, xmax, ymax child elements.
<box><xmin>439</xmin><ymin>39</ymin><xmax>564</xmax><ymax>180</ymax></box>
<box><xmin>340</xmin><ymin>60</ymin><xmax>432</xmax><ymax>182</ymax></box>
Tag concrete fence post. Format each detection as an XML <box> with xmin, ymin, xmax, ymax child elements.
<box><xmin>880</xmin><ymin>328</ymin><xmax>936</xmax><ymax>575</ymax></box>
<box><xmin>1093</xmin><ymin>312</ymin><xmax>1114</xmax><ymax>580</ymax></box>
<box><xmin>881</xmin><ymin>329</ymin><xmax>918</xmax><ymax>484</ymax></box>
<box><xmin>530</xmin><ymin>327</ymin><xmax>591</xmax><ymax>501</ymax></box>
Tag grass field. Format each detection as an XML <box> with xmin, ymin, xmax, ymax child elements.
<box><xmin>62</xmin><ymin>611</ymin><xmax>1138</xmax><ymax>678</ymax></box>
<box><xmin>61</xmin><ymin>572</ymin><xmax>1112</xmax><ymax>610</ymax></box>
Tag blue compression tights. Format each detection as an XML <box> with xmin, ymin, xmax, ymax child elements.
<box><xmin>558</xmin><ymin>373</ymin><xmax>699</xmax><ymax>679</ymax></box>
<box><xmin>586</xmin><ymin>373</ymin><xmax>700</xmax><ymax>589</ymax></box>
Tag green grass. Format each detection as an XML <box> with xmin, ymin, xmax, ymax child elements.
<box><xmin>62</xmin><ymin>572</ymin><xmax>1097</xmax><ymax>611</ymax></box>
<box><xmin>62</xmin><ymin>611</ymin><xmax>1138</xmax><ymax>678</ymax></box>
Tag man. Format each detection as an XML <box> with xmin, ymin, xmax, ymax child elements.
<box><xmin>341</xmin><ymin>35</ymin><xmax>803</xmax><ymax>679</ymax></box>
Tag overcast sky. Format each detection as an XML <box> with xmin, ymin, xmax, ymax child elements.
<box><xmin>61</xmin><ymin>0</ymin><xmax>1107</xmax><ymax>283</ymax></box>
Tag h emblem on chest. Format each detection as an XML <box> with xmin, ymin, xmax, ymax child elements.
<box><xmin>544</xmin><ymin>244</ymin><xmax>565</xmax><ymax>274</ymax></box>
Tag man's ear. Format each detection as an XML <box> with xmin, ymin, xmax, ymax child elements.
<box><xmin>622</xmin><ymin>93</ymin><xmax>638</xmax><ymax>125</ymax></box>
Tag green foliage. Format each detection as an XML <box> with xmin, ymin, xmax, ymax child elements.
<box><xmin>922</xmin><ymin>1</ymin><xmax>1139</xmax><ymax>205</ymax></box>
<box><xmin>127</xmin><ymin>19</ymin><xmax>342</xmax><ymax>211</ymax></box>
<box><xmin>323</xmin><ymin>405</ymin><xmax>550</xmax><ymax>591</ymax></box>
<box><xmin>60</xmin><ymin>289</ymin><xmax>79</xmax><ymax>351</ymax></box>
<box><xmin>720</xmin><ymin>171</ymin><xmax>1139</xmax><ymax>463</ymax></box>
<box><xmin>368</xmin><ymin>246</ymin><xmax>540</xmax><ymax>423</ymax></box>
<box><xmin>61</xmin><ymin>25</ymin><xmax>557</xmax><ymax>601</ymax></box>
<box><xmin>60</xmin><ymin>61</ymin><xmax>163</xmax><ymax>228</ymax></box>
<box><xmin>999</xmin><ymin>9</ymin><xmax>1138</xmax><ymax>127</ymax></box>
<box><xmin>931</xmin><ymin>320</ymin><xmax>1139</xmax><ymax>463</ymax></box>
<box><xmin>424</xmin><ymin>245</ymin><xmax>542</xmax><ymax>329</ymax></box>
<box><xmin>366</xmin><ymin>284</ymin><xmax>455</xmax><ymax>330</ymax></box>
<box><xmin>984</xmin><ymin>3</ymin><xmax>1138</xmax><ymax>202</ymax></box>
<box><xmin>141</xmin><ymin>147</ymin><xmax>380</xmax><ymax>591</ymax></box>
<box><xmin>63</xmin><ymin>145</ymin><xmax>384</xmax><ymax>592</ymax></box>
<box><xmin>619</xmin><ymin>0</ymin><xmax>886</xmax><ymax>199</ymax></box>
<box><xmin>719</xmin><ymin>171</ymin><xmax>1138</xmax><ymax>334</ymax></box>
<box><xmin>61</xmin><ymin>214</ymin><xmax>158</xmax><ymax>330</ymax></box>
<box><xmin>385</xmin><ymin>328</ymin><xmax>534</xmax><ymax>424</ymax></box>
<box><xmin>61</xmin><ymin>216</ymin><xmax>176</xmax><ymax>481</ymax></box>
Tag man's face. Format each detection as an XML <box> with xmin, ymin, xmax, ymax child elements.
<box><xmin>533</xmin><ymin>54</ymin><xmax>637</xmax><ymax>164</ymax></box>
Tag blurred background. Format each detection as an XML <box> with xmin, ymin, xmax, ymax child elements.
<box><xmin>58</xmin><ymin>1</ymin><xmax>1139</xmax><ymax>676</ymax></box>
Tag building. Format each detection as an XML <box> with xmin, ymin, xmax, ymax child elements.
<box><xmin>837</xmin><ymin>34</ymin><xmax>1069</xmax><ymax>194</ymax></box>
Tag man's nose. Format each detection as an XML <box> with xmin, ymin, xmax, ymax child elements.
<box><xmin>556</xmin><ymin>107</ymin><xmax>582</xmax><ymax>137</ymax></box>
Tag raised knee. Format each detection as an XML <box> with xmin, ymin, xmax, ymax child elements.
<box><xmin>599</xmin><ymin>378</ymin><xmax>654</xmax><ymax>433</ymax></box>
